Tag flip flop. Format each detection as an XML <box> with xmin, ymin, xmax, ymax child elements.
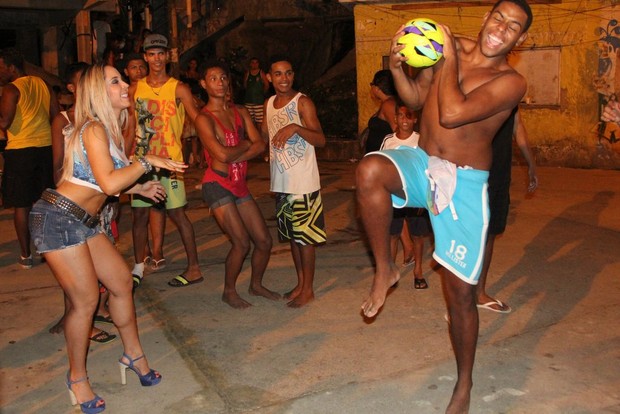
<box><xmin>414</xmin><ymin>278</ymin><xmax>428</xmax><ymax>289</ymax></box>
<box><xmin>90</xmin><ymin>330</ymin><xmax>117</xmax><ymax>344</ymax></box>
<box><xmin>132</xmin><ymin>274</ymin><xmax>142</xmax><ymax>290</ymax></box>
<box><xmin>168</xmin><ymin>275</ymin><xmax>204</xmax><ymax>288</ymax></box>
<box><xmin>477</xmin><ymin>299</ymin><xmax>512</xmax><ymax>314</ymax></box>
<box><xmin>94</xmin><ymin>314</ymin><xmax>114</xmax><ymax>325</ymax></box>
<box><xmin>150</xmin><ymin>258</ymin><xmax>167</xmax><ymax>272</ymax></box>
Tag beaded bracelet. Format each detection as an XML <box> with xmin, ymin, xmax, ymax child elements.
<box><xmin>137</xmin><ymin>157</ymin><xmax>153</xmax><ymax>174</ymax></box>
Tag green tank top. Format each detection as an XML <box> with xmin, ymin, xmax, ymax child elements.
<box><xmin>244</xmin><ymin>71</ymin><xmax>264</xmax><ymax>105</ymax></box>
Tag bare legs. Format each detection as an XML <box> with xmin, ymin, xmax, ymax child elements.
<box><xmin>357</xmin><ymin>154</ymin><xmax>477</xmax><ymax>413</ymax></box>
<box><xmin>44</xmin><ymin>234</ymin><xmax>155</xmax><ymax>405</ymax></box>
<box><xmin>442</xmin><ymin>269</ymin><xmax>478</xmax><ymax>414</ymax></box>
<box><xmin>14</xmin><ymin>206</ymin><xmax>31</xmax><ymax>259</ymax></box>
<box><xmin>211</xmin><ymin>199</ymin><xmax>277</xmax><ymax>309</ymax></box>
<box><xmin>400</xmin><ymin>223</ymin><xmax>415</xmax><ymax>263</ymax></box>
<box><xmin>132</xmin><ymin>206</ymin><xmax>152</xmax><ymax>270</ymax></box>
<box><xmin>166</xmin><ymin>207</ymin><xmax>202</xmax><ymax>281</ymax></box>
<box><xmin>49</xmin><ymin>292</ymin><xmax>111</xmax><ymax>339</ymax></box>
<box><xmin>412</xmin><ymin>235</ymin><xmax>426</xmax><ymax>280</ymax></box>
<box><xmin>357</xmin><ymin>155</ymin><xmax>404</xmax><ymax>318</ymax></box>
<box><xmin>475</xmin><ymin>233</ymin><xmax>510</xmax><ymax>312</ymax></box>
<box><xmin>149</xmin><ymin>208</ymin><xmax>166</xmax><ymax>264</ymax></box>
<box><xmin>285</xmin><ymin>241</ymin><xmax>316</xmax><ymax>307</ymax></box>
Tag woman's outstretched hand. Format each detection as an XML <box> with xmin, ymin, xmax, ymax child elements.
<box><xmin>145</xmin><ymin>155</ymin><xmax>188</xmax><ymax>173</ymax></box>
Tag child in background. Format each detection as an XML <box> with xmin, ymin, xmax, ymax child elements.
<box><xmin>379</xmin><ymin>102</ymin><xmax>432</xmax><ymax>289</ymax></box>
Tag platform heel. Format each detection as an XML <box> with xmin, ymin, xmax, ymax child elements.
<box><xmin>66</xmin><ymin>372</ymin><xmax>105</xmax><ymax>414</ymax></box>
<box><xmin>119</xmin><ymin>353</ymin><xmax>162</xmax><ymax>386</ymax></box>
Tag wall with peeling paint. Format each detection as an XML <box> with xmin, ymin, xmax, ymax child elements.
<box><xmin>354</xmin><ymin>1</ymin><xmax>620</xmax><ymax>168</ymax></box>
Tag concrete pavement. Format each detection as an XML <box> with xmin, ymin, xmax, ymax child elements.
<box><xmin>1</xmin><ymin>160</ymin><xmax>620</xmax><ymax>413</ymax></box>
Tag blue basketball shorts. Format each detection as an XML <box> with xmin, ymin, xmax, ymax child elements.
<box><xmin>369</xmin><ymin>146</ymin><xmax>490</xmax><ymax>285</ymax></box>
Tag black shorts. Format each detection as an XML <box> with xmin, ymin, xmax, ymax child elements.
<box><xmin>2</xmin><ymin>146</ymin><xmax>54</xmax><ymax>208</ymax></box>
<box><xmin>389</xmin><ymin>207</ymin><xmax>432</xmax><ymax>237</ymax></box>
<box><xmin>488</xmin><ymin>188</ymin><xmax>510</xmax><ymax>235</ymax></box>
<box><xmin>202</xmin><ymin>181</ymin><xmax>252</xmax><ymax>209</ymax></box>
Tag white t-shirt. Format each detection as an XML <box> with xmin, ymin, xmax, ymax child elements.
<box><xmin>380</xmin><ymin>130</ymin><xmax>420</xmax><ymax>150</ymax></box>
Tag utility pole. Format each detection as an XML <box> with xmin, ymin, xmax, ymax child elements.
<box><xmin>76</xmin><ymin>10</ymin><xmax>93</xmax><ymax>64</ymax></box>
<box><xmin>168</xmin><ymin>0</ymin><xmax>180</xmax><ymax>77</ymax></box>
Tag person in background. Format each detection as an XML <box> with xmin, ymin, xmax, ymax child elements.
<box><xmin>183</xmin><ymin>57</ymin><xmax>201</xmax><ymax>82</ymax></box>
<box><xmin>365</xmin><ymin>69</ymin><xmax>414</xmax><ymax>264</ymax></box>
<box><xmin>197</xmin><ymin>59</ymin><xmax>280</xmax><ymax>308</ymax></box>
<box><xmin>377</xmin><ymin>102</ymin><xmax>433</xmax><ymax>289</ymax></box>
<box><xmin>476</xmin><ymin>108</ymin><xmax>538</xmax><ymax>313</ymax></box>
<box><xmin>129</xmin><ymin>33</ymin><xmax>203</xmax><ymax>288</ymax></box>
<box><xmin>365</xmin><ymin>69</ymin><xmax>397</xmax><ymax>154</ymax></box>
<box><xmin>243</xmin><ymin>57</ymin><xmax>269</xmax><ymax>131</ymax></box>
<box><xmin>262</xmin><ymin>56</ymin><xmax>327</xmax><ymax>307</ymax></box>
<box><xmin>0</xmin><ymin>47</ymin><xmax>58</xmax><ymax>268</ymax></box>
<box><xmin>121</xmin><ymin>53</ymin><xmax>164</xmax><ymax>270</ymax></box>
<box><xmin>181</xmin><ymin>80</ymin><xmax>206</xmax><ymax>168</ymax></box>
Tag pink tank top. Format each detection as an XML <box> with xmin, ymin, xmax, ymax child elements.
<box><xmin>201</xmin><ymin>106</ymin><xmax>249</xmax><ymax>197</ymax></box>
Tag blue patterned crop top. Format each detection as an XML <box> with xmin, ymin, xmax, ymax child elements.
<box><xmin>66</xmin><ymin>120</ymin><xmax>129</xmax><ymax>194</ymax></box>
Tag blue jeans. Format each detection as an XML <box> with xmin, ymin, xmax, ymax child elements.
<box><xmin>30</xmin><ymin>192</ymin><xmax>102</xmax><ymax>254</ymax></box>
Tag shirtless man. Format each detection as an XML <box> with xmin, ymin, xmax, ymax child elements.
<box><xmin>356</xmin><ymin>1</ymin><xmax>532</xmax><ymax>412</ymax></box>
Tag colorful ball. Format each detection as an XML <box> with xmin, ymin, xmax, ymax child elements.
<box><xmin>397</xmin><ymin>18</ymin><xmax>444</xmax><ymax>68</ymax></box>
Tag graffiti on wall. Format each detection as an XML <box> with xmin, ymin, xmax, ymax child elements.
<box><xmin>595</xmin><ymin>19</ymin><xmax>620</xmax><ymax>144</ymax></box>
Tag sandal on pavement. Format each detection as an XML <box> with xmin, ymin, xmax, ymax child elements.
<box><xmin>93</xmin><ymin>315</ymin><xmax>114</xmax><ymax>325</ymax></box>
<box><xmin>414</xmin><ymin>278</ymin><xmax>428</xmax><ymax>289</ymax></box>
<box><xmin>90</xmin><ymin>330</ymin><xmax>117</xmax><ymax>344</ymax></box>
<box><xmin>150</xmin><ymin>258</ymin><xmax>166</xmax><ymax>272</ymax></box>
<box><xmin>477</xmin><ymin>299</ymin><xmax>512</xmax><ymax>314</ymax></box>
<box><xmin>119</xmin><ymin>353</ymin><xmax>162</xmax><ymax>386</ymax></box>
<box><xmin>132</xmin><ymin>274</ymin><xmax>142</xmax><ymax>291</ymax></box>
<box><xmin>66</xmin><ymin>373</ymin><xmax>105</xmax><ymax>413</ymax></box>
<box><xmin>168</xmin><ymin>275</ymin><xmax>204</xmax><ymax>288</ymax></box>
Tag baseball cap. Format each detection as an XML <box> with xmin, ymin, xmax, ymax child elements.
<box><xmin>143</xmin><ymin>34</ymin><xmax>169</xmax><ymax>50</ymax></box>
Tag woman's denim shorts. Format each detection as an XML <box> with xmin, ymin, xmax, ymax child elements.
<box><xmin>30</xmin><ymin>196</ymin><xmax>102</xmax><ymax>254</ymax></box>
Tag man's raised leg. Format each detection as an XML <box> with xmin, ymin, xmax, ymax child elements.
<box><xmin>442</xmin><ymin>269</ymin><xmax>478</xmax><ymax>414</ymax></box>
<box><xmin>356</xmin><ymin>155</ymin><xmax>406</xmax><ymax>318</ymax></box>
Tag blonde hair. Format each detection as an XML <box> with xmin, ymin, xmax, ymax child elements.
<box><xmin>60</xmin><ymin>64</ymin><xmax>128</xmax><ymax>184</ymax></box>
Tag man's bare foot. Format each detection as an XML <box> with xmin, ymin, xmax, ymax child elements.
<box><xmin>249</xmin><ymin>285</ymin><xmax>282</xmax><ymax>300</ymax></box>
<box><xmin>445</xmin><ymin>385</ymin><xmax>471</xmax><ymax>414</ymax></box>
<box><xmin>49</xmin><ymin>317</ymin><xmax>65</xmax><ymax>334</ymax></box>
<box><xmin>287</xmin><ymin>291</ymin><xmax>314</xmax><ymax>308</ymax></box>
<box><xmin>361</xmin><ymin>265</ymin><xmax>400</xmax><ymax>318</ymax></box>
<box><xmin>283</xmin><ymin>286</ymin><xmax>301</xmax><ymax>301</ymax></box>
<box><xmin>222</xmin><ymin>292</ymin><xmax>252</xmax><ymax>309</ymax></box>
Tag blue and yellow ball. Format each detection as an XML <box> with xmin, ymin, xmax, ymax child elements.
<box><xmin>397</xmin><ymin>18</ymin><xmax>444</xmax><ymax>68</ymax></box>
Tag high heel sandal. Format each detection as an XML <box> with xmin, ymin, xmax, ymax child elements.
<box><xmin>66</xmin><ymin>372</ymin><xmax>106</xmax><ymax>414</ymax></box>
<box><xmin>119</xmin><ymin>353</ymin><xmax>162</xmax><ymax>386</ymax></box>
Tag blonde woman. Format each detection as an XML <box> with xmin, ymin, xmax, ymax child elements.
<box><xmin>29</xmin><ymin>64</ymin><xmax>186</xmax><ymax>413</ymax></box>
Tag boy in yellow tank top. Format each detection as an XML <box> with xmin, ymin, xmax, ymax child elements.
<box><xmin>128</xmin><ymin>34</ymin><xmax>203</xmax><ymax>288</ymax></box>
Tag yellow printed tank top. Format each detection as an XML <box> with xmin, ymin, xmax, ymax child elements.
<box><xmin>133</xmin><ymin>77</ymin><xmax>185</xmax><ymax>162</ymax></box>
